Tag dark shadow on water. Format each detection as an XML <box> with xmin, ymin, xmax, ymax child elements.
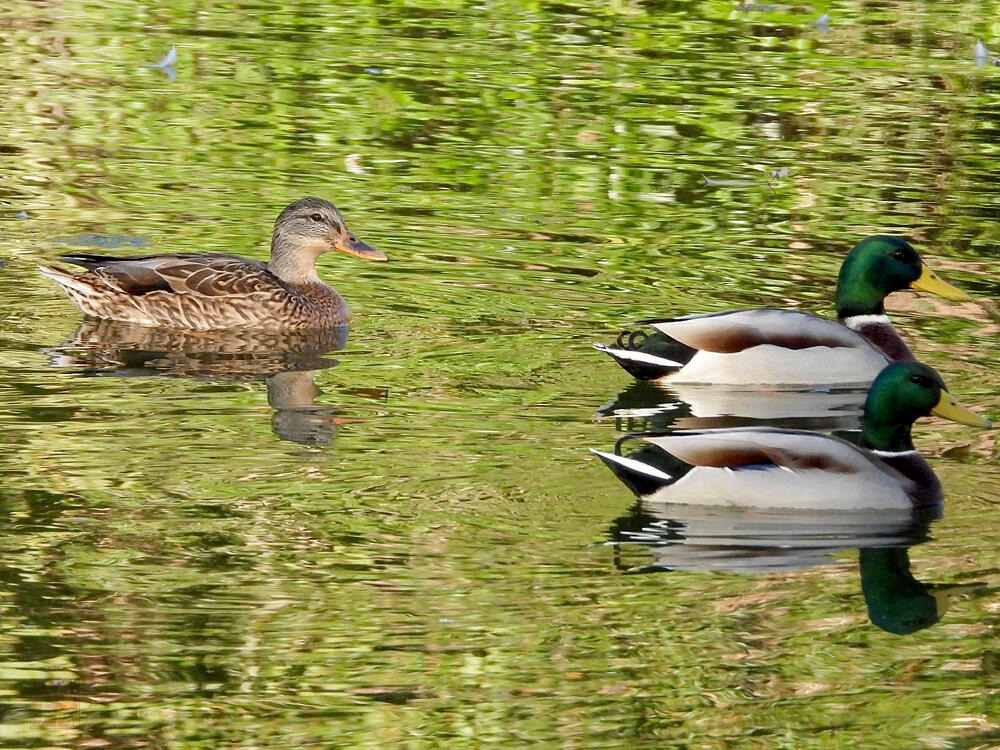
<box><xmin>43</xmin><ymin>318</ymin><xmax>363</xmax><ymax>446</ymax></box>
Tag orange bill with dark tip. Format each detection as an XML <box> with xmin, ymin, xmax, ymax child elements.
<box><xmin>334</xmin><ymin>233</ymin><xmax>389</xmax><ymax>261</ymax></box>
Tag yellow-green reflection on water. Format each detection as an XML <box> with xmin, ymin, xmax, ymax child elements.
<box><xmin>1</xmin><ymin>0</ymin><xmax>999</xmax><ymax>747</ymax></box>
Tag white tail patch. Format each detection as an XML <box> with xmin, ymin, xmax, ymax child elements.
<box><xmin>593</xmin><ymin>344</ymin><xmax>682</xmax><ymax>368</ymax></box>
<box><xmin>590</xmin><ymin>449</ymin><xmax>674</xmax><ymax>482</ymax></box>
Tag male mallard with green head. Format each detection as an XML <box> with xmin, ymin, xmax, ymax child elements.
<box><xmin>39</xmin><ymin>197</ymin><xmax>387</xmax><ymax>331</ymax></box>
<box><xmin>595</xmin><ymin>236</ymin><xmax>968</xmax><ymax>386</ymax></box>
<box><xmin>593</xmin><ymin>361</ymin><xmax>992</xmax><ymax>511</ymax></box>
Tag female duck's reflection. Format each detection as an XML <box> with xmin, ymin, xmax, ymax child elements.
<box><xmin>45</xmin><ymin>319</ymin><xmax>377</xmax><ymax>446</ymax></box>
<box><xmin>265</xmin><ymin>369</ymin><xmax>377</xmax><ymax>446</ymax></box>
<box><xmin>592</xmin><ymin>362</ymin><xmax>992</xmax><ymax>633</ymax></box>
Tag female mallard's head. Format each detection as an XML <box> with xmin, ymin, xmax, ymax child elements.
<box><xmin>862</xmin><ymin>361</ymin><xmax>991</xmax><ymax>451</ymax></box>
<box><xmin>835</xmin><ymin>236</ymin><xmax>967</xmax><ymax>318</ymax></box>
<box><xmin>268</xmin><ymin>197</ymin><xmax>387</xmax><ymax>282</ymax></box>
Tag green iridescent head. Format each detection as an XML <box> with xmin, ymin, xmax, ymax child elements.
<box><xmin>862</xmin><ymin>362</ymin><xmax>991</xmax><ymax>451</ymax></box>
<box><xmin>835</xmin><ymin>236</ymin><xmax>967</xmax><ymax>318</ymax></box>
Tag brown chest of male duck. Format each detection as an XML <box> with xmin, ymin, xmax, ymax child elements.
<box><xmin>39</xmin><ymin>197</ymin><xmax>388</xmax><ymax>332</ymax></box>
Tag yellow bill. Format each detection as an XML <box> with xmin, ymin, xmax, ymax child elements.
<box><xmin>932</xmin><ymin>391</ymin><xmax>992</xmax><ymax>428</ymax></box>
<box><xmin>910</xmin><ymin>265</ymin><xmax>968</xmax><ymax>301</ymax></box>
<box><xmin>931</xmin><ymin>583</ymin><xmax>986</xmax><ymax>615</ymax></box>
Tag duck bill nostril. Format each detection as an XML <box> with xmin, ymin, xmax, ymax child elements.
<box><xmin>332</xmin><ymin>233</ymin><xmax>389</xmax><ymax>261</ymax></box>
<box><xmin>931</xmin><ymin>391</ymin><xmax>992</xmax><ymax>428</ymax></box>
<box><xmin>910</xmin><ymin>265</ymin><xmax>968</xmax><ymax>301</ymax></box>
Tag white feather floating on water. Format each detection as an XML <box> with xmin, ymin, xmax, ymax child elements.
<box><xmin>143</xmin><ymin>46</ymin><xmax>178</xmax><ymax>81</ymax></box>
<box><xmin>975</xmin><ymin>39</ymin><xmax>991</xmax><ymax>68</ymax></box>
<box><xmin>809</xmin><ymin>13</ymin><xmax>830</xmax><ymax>34</ymax></box>
<box><xmin>144</xmin><ymin>46</ymin><xmax>178</xmax><ymax>69</ymax></box>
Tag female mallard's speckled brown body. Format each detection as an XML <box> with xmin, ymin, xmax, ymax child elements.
<box><xmin>39</xmin><ymin>197</ymin><xmax>387</xmax><ymax>331</ymax></box>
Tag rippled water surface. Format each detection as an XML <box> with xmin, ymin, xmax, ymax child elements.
<box><xmin>1</xmin><ymin>1</ymin><xmax>999</xmax><ymax>747</ymax></box>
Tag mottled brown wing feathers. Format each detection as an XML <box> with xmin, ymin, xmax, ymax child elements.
<box><xmin>157</xmin><ymin>258</ymin><xmax>281</xmax><ymax>297</ymax></box>
<box><xmin>83</xmin><ymin>254</ymin><xmax>284</xmax><ymax>298</ymax></box>
<box><xmin>93</xmin><ymin>264</ymin><xmax>174</xmax><ymax>295</ymax></box>
<box><xmin>45</xmin><ymin>251</ymin><xmax>350</xmax><ymax>330</ymax></box>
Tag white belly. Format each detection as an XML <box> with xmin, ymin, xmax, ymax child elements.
<box><xmin>668</xmin><ymin>344</ymin><xmax>888</xmax><ymax>386</ymax></box>
<box><xmin>649</xmin><ymin>467</ymin><xmax>913</xmax><ymax>511</ymax></box>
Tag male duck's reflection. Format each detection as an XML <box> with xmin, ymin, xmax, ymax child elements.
<box><xmin>592</xmin><ymin>362</ymin><xmax>992</xmax><ymax>633</ymax></box>
<box><xmin>44</xmin><ymin>319</ymin><xmax>377</xmax><ymax>446</ymax></box>
<box><xmin>605</xmin><ymin>501</ymin><xmax>983</xmax><ymax>634</ymax></box>
<box><xmin>860</xmin><ymin>547</ymin><xmax>984</xmax><ymax>635</ymax></box>
<box><xmin>598</xmin><ymin>379</ymin><xmax>866</xmax><ymax>434</ymax></box>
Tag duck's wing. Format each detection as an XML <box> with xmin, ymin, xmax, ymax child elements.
<box><xmin>638</xmin><ymin>309</ymin><xmax>866</xmax><ymax>353</ymax></box>
<box><xmin>594</xmin><ymin>429</ymin><xmax>933</xmax><ymax>511</ymax></box>
<box><xmin>642</xmin><ymin>428</ymin><xmax>901</xmax><ymax>478</ymax></box>
<box><xmin>57</xmin><ymin>253</ymin><xmax>283</xmax><ymax>297</ymax></box>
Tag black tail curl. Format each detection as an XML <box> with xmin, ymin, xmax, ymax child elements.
<box><xmin>597</xmin><ymin>328</ymin><xmax>696</xmax><ymax>381</ymax></box>
<box><xmin>616</xmin><ymin>328</ymin><xmax>649</xmax><ymax>350</ymax></box>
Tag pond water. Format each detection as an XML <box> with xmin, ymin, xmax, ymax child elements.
<box><xmin>1</xmin><ymin>1</ymin><xmax>999</xmax><ymax>747</ymax></box>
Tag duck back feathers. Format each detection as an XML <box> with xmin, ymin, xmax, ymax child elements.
<box><xmin>39</xmin><ymin>198</ymin><xmax>383</xmax><ymax>331</ymax></box>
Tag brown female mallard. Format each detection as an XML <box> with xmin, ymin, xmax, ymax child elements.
<box><xmin>39</xmin><ymin>197</ymin><xmax>387</xmax><ymax>331</ymax></box>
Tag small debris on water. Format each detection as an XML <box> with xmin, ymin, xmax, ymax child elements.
<box><xmin>344</xmin><ymin>154</ymin><xmax>366</xmax><ymax>175</ymax></box>
<box><xmin>145</xmin><ymin>45</ymin><xmax>178</xmax><ymax>69</ymax></box>
<box><xmin>143</xmin><ymin>45</ymin><xmax>178</xmax><ymax>81</ymax></box>
<box><xmin>974</xmin><ymin>40</ymin><xmax>989</xmax><ymax>67</ymax></box>
<box><xmin>973</xmin><ymin>40</ymin><xmax>1000</xmax><ymax>68</ymax></box>
<box><xmin>809</xmin><ymin>13</ymin><xmax>830</xmax><ymax>34</ymax></box>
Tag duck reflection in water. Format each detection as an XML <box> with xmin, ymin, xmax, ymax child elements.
<box><xmin>266</xmin><ymin>369</ymin><xmax>377</xmax><ymax>447</ymax></box>
<box><xmin>605</xmin><ymin>501</ymin><xmax>984</xmax><ymax>635</ymax></box>
<box><xmin>44</xmin><ymin>319</ymin><xmax>378</xmax><ymax>446</ymax></box>
<box><xmin>861</xmin><ymin>548</ymin><xmax>985</xmax><ymax>635</ymax></box>
<box><xmin>598</xmin><ymin>378</ymin><xmax>867</xmax><ymax>434</ymax></box>
<box><xmin>593</xmin><ymin>362</ymin><xmax>992</xmax><ymax>633</ymax></box>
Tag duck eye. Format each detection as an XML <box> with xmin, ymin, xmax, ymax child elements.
<box><xmin>309</xmin><ymin>213</ymin><xmax>324</xmax><ymax>223</ymax></box>
<box><xmin>908</xmin><ymin>374</ymin><xmax>929</xmax><ymax>386</ymax></box>
<box><xmin>892</xmin><ymin>249</ymin><xmax>908</xmax><ymax>261</ymax></box>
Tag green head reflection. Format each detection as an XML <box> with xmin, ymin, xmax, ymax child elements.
<box><xmin>860</xmin><ymin>548</ymin><xmax>985</xmax><ymax>635</ymax></box>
